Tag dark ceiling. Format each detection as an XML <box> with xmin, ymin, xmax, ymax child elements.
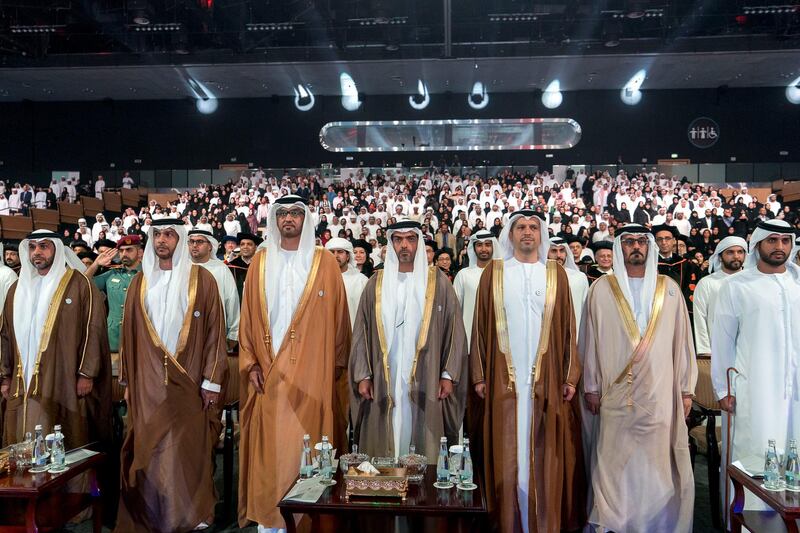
<box><xmin>0</xmin><ymin>0</ymin><xmax>798</xmax><ymax>65</ymax></box>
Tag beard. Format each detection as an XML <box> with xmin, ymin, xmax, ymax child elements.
<box><xmin>720</xmin><ymin>258</ymin><xmax>742</xmax><ymax>271</ymax></box>
<box><xmin>32</xmin><ymin>256</ymin><xmax>54</xmax><ymax>271</ymax></box>
<box><xmin>761</xmin><ymin>252</ymin><xmax>787</xmax><ymax>267</ymax></box>
<box><xmin>625</xmin><ymin>252</ymin><xmax>646</xmax><ymax>265</ymax></box>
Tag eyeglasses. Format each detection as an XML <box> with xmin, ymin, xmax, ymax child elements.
<box><xmin>188</xmin><ymin>239</ymin><xmax>209</xmax><ymax>247</ymax></box>
<box><xmin>654</xmin><ymin>236</ymin><xmax>675</xmax><ymax>243</ymax></box>
<box><xmin>276</xmin><ymin>209</ymin><xmax>305</xmax><ymax>219</ymax></box>
<box><xmin>620</xmin><ymin>238</ymin><xmax>649</xmax><ymax>247</ymax></box>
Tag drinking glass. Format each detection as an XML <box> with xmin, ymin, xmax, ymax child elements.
<box><xmin>448</xmin><ymin>446</ymin><xmax>463</xmax><ymax>483</ymax></box>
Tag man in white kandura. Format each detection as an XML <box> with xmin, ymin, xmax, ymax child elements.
<box><xmin>548</xmin><ymin>236</ymin><xmax>589</xmax><ymax>326</ymax></box>
<box><xmin>324</xmin><ymin>237</ymin><xmax>368</xmax><ymax>329</ymax></box>
<box><xmin>712</xmin><ymin>219</ymin><xmax>800</xmax><ymax>515</ymax></box>
<box><xmin>452</xmin><ymin>229</ymin><xmax>500</xmax><ymax>349</ymax></box>
<box><xmin>187</xmin><ymin>229</ymin><xmax>240</xmax><ymax>348</ymax></box>
<box><xmin>693</xmin><ymin>236</ymin><xmax>747</xmax><ymax>359</ymax></box>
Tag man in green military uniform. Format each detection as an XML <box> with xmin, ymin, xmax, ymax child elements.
<box><xmin>86</xmin><ymin>235</ymin><xmax>144</xmax><ymax>374</ymax></box>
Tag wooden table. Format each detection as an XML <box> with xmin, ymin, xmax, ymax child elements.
<box><xmin>728</xmin><ymin>464</ymin><xmax>800</xmax><ymax>532</ymax></box>
<box><xmin>278</xmin><ymin>468</ymin><xmax>487</xmax><ymax>533</ymax></box>
<box><xmin>0</xmin><ymin>451</ymin><xmax>105</xmax><ymax>533</ymax></box>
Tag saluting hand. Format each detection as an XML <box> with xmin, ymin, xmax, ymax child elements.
<box><xmin>76</xmin><ymin>376</ymin><xmax>93</xmax><ymax>398</ymax></box>
<box><xmin>249</xmin><ymin>364</ymin><xmax>265</xmax><ymax>394</ymax></box>
<box><xmin>94</xmin><ymin>248</ymin><xmax>118</xmax><ymax>268</ymax></box>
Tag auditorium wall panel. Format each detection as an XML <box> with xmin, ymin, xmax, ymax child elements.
<box><xmin>0</xmin><ymin>87</ymin><xmax>797</xmax><ymax>184</ymax></box>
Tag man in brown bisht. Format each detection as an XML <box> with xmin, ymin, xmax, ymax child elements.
<box><xmin>116</xmin><ymin>218</ymin><xmax>227</xmax><ymax>532</ymax></box>
<box><xmin>469</xmin><ymin>209</ymin><xmax>586</xmax><ymax>533</ymax></box>
<box><xmin>582</xmin><ymin>224</ymin><xmax>696</xmax><ymax>532</ymax></box>
<box><xmin>0</xmin><ymin>230</ymin><xmax>111</xmax><ymax>449</ymax></box>
<box><xmin>238</xmin><ymin>195</ymin><xmax>351</xmax><ymax>532</ymax></box>
<box><xmin>349</xmin><ymin>220</ymin><xmax>467</xmax><ymax>460</ymax></box>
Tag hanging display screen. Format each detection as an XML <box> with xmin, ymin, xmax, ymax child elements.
<box><xmin>319</xmin><ymin>118</ymin><xmax>582</xmax><ymax>152</ymax></box>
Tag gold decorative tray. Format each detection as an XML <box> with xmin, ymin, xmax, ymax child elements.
<box><xmin>343</xmin><ymin>466</ymin><xmax>408</xmax><ymax>501</ymax></box>
<box><xmin>0</xmin><ymin>448</ymin><xmax>10</xmax><ymax>477</ymax></box>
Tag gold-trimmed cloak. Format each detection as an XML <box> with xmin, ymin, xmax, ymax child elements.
<box><xmin>116</xmin><ymin>265</ymin><xmax>227</xmax><ymax>533</ymax></box>
<box><xmin>469</xmin><ymin>259</ymin><xmax>586</xmax><ymax>533</ymax></box>
<box><xmin>1</xmin><ymin>269</ymin><xmax>112</xmax><ymax>449</ymax></box>
<box><xmin>237</xmin><ymin>247</ymin><xmax>351</xmax><ymax>529</ymax></box>
<box><xmin>348</xmin><ymin>266</ymin><xmax>468</xmax><ymax>460</ymax></box>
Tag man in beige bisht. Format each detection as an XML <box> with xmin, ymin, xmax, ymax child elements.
<box><xmin>238</xmin><ymin>195</ymin><xmax>351</xmax><ymax>533</ymax></box>
<box><xmin>0</xmin><ymin>230</ymin><xmax>111</xmax><ymax>448</ymax></box>
<box><xmin>470</xmin><ymin>209</ymin><xmax>586</xmax><ymax>533</ymax></box>
<box><xmin>349</xmin><ymin>220</ymin><xmax>467</xmax><ymax>460</ymax></box>
<box><xmin>582</xmin><ymin>223</ymin><xmax>697</xmax><ymax>532</ymax></box>
<box><xmin>117</xmin><ymin>219</ymin><xmax>227</xmax><ymax>532</ymax></box>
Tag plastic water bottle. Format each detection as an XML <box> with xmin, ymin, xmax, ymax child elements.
<box><xmin>460</xmin><ymin>438</ymin><xmax>474</xmax><ymax>486</ymax></box>
<box><xmin>436</xmin><ymin>437</ymin><xmax>449</xmax><ymax>483</ymax></box>
<box><xmin>33</xmin><ymin>425</ymin><xmax>48</xmax><ymax>467</ymax></box>
<box><xmin>299</xmin><ymin>434</ymin><xmax>313</xmax><ymax>479</ymax></box>
<box><xmin>50</xmin><ymin>425</ymin><xmax>67</xmax><ymax>472</ymax></box>
<box><xmin>319</xmin><ymin>436</ymin><xmax>333</xmax><ymax>483</ymax></box>
<box><xmin>764</xmin><ymin>439</ymin><xmax>781</xmax><ymax>490</ymax></box>
<box><xmin>786</xmin><ymin>439</ymin><xmax>800</xmax><ymax>490</ymax></box>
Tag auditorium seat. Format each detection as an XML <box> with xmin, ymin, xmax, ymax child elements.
<box><xmin>690</xmin><ymin>355</ymin><xmax>722</xmax><ymax>529</ymax></box>
<box><xmin>58</xmin><ymin>201</ymin><xmax>85</xmax><ymax>224</ymax></box>
<box><xmin>81</xmin><ymin>195</ymin><xmax>104</xmax><ymax>217</ymax></box>
<box><xmin>31</xmin><ymin>208</ymin><xmax>60</xmax><ymax>232</ymax></box>
<box><xmin>0</xmin><ymin>215</ymin><xmax>33</xmax><ymax>240</ymax></box>
<box><xmin>102</xmin><ymin>191</ymin><xmax>122</xmax><ymax>212</ymax></box>
<box><xmin>219</xmin><ymin>352</ymin><xmax>240</xmax><ymax>521</ymax></box>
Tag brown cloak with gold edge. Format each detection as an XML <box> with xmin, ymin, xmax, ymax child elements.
<box><xmin>469</xmin><ymin>259</ymin><xmax>586</xmax><ymax>533</ymax></box>
<box><xmin>238</xmin><ymin>247</ymin><xmax>351</xmax><ymax>529</ymax></box>
<box><xmin>1</xmin><ymin>269</ymin><xmax>112</xmax><ymax>449</ymax></box>
<box><xmin>116</xmin><ymin>265</ymin><xmax>227</xmax><ymax>533</ymax></box>
<box><xmin>581</xmin><ymin>274</ymin><xmax>696</xmax><ymax>532</ymax></box>
<box><xmin>349</xmin><ymin>266</ymin><xmax>468</xmax><ymax>460</ymax></box>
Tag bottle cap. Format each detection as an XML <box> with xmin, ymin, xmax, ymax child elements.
<box><xmin>35</xmin><ymin>424</ymin><xmax>43</xmax><ymax>430</ymax></box>
<box><xmin>303</xmin><ymin>434</ymin><xmax>310</xmax><ymax>439</ymax></box>
<box><xmin>54</xmin><ymin>425</ymin><xmax>61</xmax><ymax>431</ymax></box>
<box><xmin>440</xmin><ymin>436</ymin><xmax>447</xmax><ymax>442</ymax></box>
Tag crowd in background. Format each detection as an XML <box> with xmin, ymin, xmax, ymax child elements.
<box><xmin>3</xmin><ymin>166</ymin><xmax>799</xmax><ymax>276</ymax></box>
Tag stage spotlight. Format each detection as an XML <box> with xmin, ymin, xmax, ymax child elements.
<box><xmin>467</xmin><ymin>81</ymin><xmax>489</xmax><ymax>110</ymax></box>
<box><xmin>541</xmin><ymin>80</ymin><xmax>563</xmax><ymax>109</ymax></box>
<box><xmin>340</xmin><ymin>73</ymin><xmax>362</xmax><ymax>111</ymax></box>
<box><xmin>621</xmin><ymin>69</ymin><xmax>646</xmax><ymax>105</ymax></box>
<box><xmin>294</xmin><ymin>84</ymin><xmax>315</xmax><ymax>111</ymax></box>
<box><xmin>409</xmin><ymin>79</ymin><xmax>430</xmax><ymax>110</ymax></box>
<box><xmin>187</xmin><ymin>78</ymin><xmax>218</xmax><ymax>115</ymax></box>
<box><xmin>787</xmin><ymin>76</ymin><xmax>800</xmax><ymax>105</ymax></box>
